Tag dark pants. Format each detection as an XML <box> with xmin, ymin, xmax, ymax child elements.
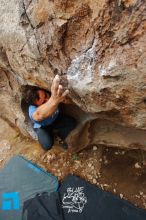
<box><xmin>34</xmin><ymin>114</ymin><xmax>77</xmax><ymax>150</ymax></box>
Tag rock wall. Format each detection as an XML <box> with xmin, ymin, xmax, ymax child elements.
<box><xmin>0</xmin><ymin>0</ymin><xmax>146</xmax><ymax>151</ymax></box>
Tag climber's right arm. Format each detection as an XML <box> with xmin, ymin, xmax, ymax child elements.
<box><xmin>32</xmin><ymin>75</ymin><xmax>69</xmax><ymax>121</ymax></box>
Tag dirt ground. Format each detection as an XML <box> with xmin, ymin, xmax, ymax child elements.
<box><xmin>0</xmin><ymin>118</ymin><xmax>146</xmax><ymax>210</ymax></box>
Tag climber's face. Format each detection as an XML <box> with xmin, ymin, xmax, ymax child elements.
<box><xmin>34</xmin><ymin>90</ymin><xmax>50</xmax><ymax>106</ymax></box>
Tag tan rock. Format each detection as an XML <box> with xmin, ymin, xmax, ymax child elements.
<box><xmin>0</xmin><ymin>0</ymin><xmax>146</xmax><ymax>153</ymax></box>
<box><xmin>134</xmin><ymin>162</ymin><xmax>141</xmax><ymax>169</ymax></box>
<box><xmin>120</xmin><ymin>193</ymin><xmax>124</xmax><ymax>199</ymax></box>
<box><xmin>93</xmin><ymin>178</ymin><xmax>97</xmax><ymax>184</ymax></box>
<box><xmin>93</xmin><ymin>146</ymin><xmax>98</xmax><ymax>151</ymax></box>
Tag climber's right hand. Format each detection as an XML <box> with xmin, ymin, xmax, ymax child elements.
<box><xmin>51</xmin><ymin>75</ymin><xmax>69</xmax><ymax>104</ymax></box>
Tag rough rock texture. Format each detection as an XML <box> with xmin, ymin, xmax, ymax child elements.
<box><xmin>0</xmin><ymin>0</ymin><xmax>146</xmax><ymax>151</ymax></box>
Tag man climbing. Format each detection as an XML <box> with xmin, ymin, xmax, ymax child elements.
<box><xmin>24</xmin><ymin>75</ymin><xmax>77</xmax><ymax>150</ymax></box>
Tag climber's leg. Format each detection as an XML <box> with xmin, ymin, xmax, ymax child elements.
<box><xmin>34</xmin><ymin>126</ymin><xmax>54</xmax><ymax>150</ymax></box>
<box><xmin>52</xmin><ymin>114</ymin><xmax>77</xmax><ymax>140</ymax></box>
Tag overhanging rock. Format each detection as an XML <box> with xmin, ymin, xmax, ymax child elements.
<box><xmin>0</xmin><ymin>0</ymin><xmax>146</xmax><ymax>151</ymax></box>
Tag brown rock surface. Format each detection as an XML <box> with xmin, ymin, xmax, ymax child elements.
<box><xmin>0</xmin><ymin>0</ymin><xmax>146</xmax><ymax>151</ymax></box>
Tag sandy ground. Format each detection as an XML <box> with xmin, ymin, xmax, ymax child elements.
<box><xmin>0</xmin><ymin>118</ymin><xmax>146</xmax><ymax>210</ymax></box>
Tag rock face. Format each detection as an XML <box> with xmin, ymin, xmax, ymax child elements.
<box><xmin>0</xmin><ymin>0</ymin><xmax>146</xmax><ymax>151</ymax></box>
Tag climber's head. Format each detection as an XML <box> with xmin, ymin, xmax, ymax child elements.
<box><xmin>34</xmin><ymin>89</ymin><xmax>51</xmax><ymax>106</ymax></box>
<box><xmin>24</xmin><ymin>87</ymin><xmax>51</xmax><ymax>106</ymax></box>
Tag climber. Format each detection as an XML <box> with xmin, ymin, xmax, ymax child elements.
<box><xmin>24</xmin><ymin>75</ymin><xmax>77</xmax><ymax>150</ymax></box>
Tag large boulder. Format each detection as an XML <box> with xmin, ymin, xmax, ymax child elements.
<box><xmin>0</xmin><ymin>0</ymin><xmax>146</xmax><ymax>151</ymax></box>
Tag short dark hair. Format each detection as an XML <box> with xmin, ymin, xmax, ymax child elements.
<box><xmin>23</xmin><ymin>87</ymin><xmax>39</xmax><ymax>105</ymax></box>
<box><xmin>23</xmin><ymin>87</ymin><xmax>51</xmax><ymax>105</ymax></box>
